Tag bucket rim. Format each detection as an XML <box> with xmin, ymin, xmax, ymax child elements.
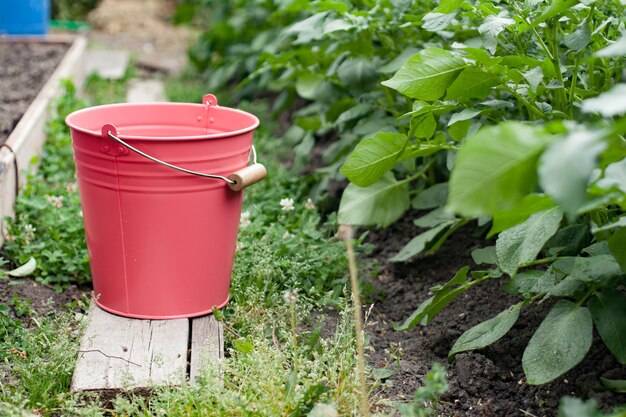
<box><xmin>65</xmin><ymin>101</ymin><xmax>260</xmax><ymax>140</ymax></box>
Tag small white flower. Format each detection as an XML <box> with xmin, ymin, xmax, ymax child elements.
<box><xmin>283</xmin><ymin>289</ymin><xmax>298</xmax><ymax>305</ymax></box>
<box><xmin>23</xmin><ymin>223</ymin><xmax>36</xmax><ymax>244</ymax></box>
<box><xmin>66</xmin><ymin>182</ymin><xmax>78</xmax><ymax>193</ymax></box>
<box><xmin>5</xmin><ymin>234</ymin><xmax>15</xmax><ymax>242</ymax></box>
<box><xmin>45</xmin><ymin>195</ymin><xmax>64</xmax><ymax>208</ymax></box>
<box><xmin>282</xmin><ymin>231</ymin><xmax>292</xmax><ymax>239</ymax></box>
<box><xmin>240</xmin><ymin>210</ymin><xmax>251</xmax><ymax>228</ymax></box>
<box><xmin>280</xmin><ymin>198</ymin><xmax>295</xmax><ymax>212</ymax></box>
<box><xmin>304</xmin><ymin>198</ymin><xmax>315</xmax><ymax>211</ymax></box>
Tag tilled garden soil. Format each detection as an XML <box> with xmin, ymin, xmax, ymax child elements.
<box><xmin>0</xmin><ymin>41</ymin><xmax>68</xmax><ymax>144</ymax></box>
<box><xmin>0</xmin><ymin>278</ymin><xmax>83</xmax><ymax>318</ymax></box>
<box><xmin>365</xmin><ymin>215</ymin><xmax>626</xmax><ymax>416</ymax></box>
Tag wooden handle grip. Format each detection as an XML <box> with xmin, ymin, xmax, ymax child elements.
<box><xmin>227</xmin><ymin>163</ymin><xmax>267</xmax><ymax>191</ymax></box>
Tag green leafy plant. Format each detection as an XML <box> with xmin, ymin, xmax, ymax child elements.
<box><xmin>558</xmin><ymin>396</ymin><xmax>626</xmax><ymax>417</ymax></box>
<box><xmin>186</xmin><ymin>0</ymin><xmax>308</xmax><ymax>96</ymax></box>
<box><xmin>333</xmin><ymin>0</ymin><xmax>626</xmax><ymax>385</ymax></box>
<box><xmin>338</xmin><ymin>0</ymin><xmax>625</xmax><ymax>232</ymax></box>
<box><xmin>51</xmin><ymin>0</ymin><xmax>99</xmax><ymax>21</ymax></box>
<box><xmin>439</xmin><ymin>117</ymin><xmax>626</xmax><ymax>385</ymax></box>
<box><xmin>397</xmin><ymin>363</ymin><xmax>448</xmax><ymax>417</ymax></box>
<box><xmin>2</xmin><ymin>81</ymin><xmax>90</xmax><ymax>287</ymax></box>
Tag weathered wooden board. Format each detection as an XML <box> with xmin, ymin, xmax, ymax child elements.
<box><xmin>72</xmin><ymin>305</ymin><xmax>224</xmax><ymax>392</ymax></box>
<box><xmin>190</xmin><ymin>314</ymin><xmax>224</xmax><ymax>383</ymax></box>
<box><xmin>72</xmin><ymin>306</ymin><xmax>188</xmax><ymax>391</ymax></box>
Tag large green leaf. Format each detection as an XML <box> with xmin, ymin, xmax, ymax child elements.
<box><xmin>412</xmin><ymin>183</ymin><xmax>449</xmax><ymax>210</ymax></box>
<box><xmin>449</xmin><ymin>303</ymin><xmax>522</xmax><ymax>361</ymax></box>
<box><xmin>414</xmin><ymin>208</ymin><xmax>456</xmax><ymax>228</ymax></box>
<box><xmin>411</xmin><ymin>113</ymin><xmax>437</xmax><ymax>139</ymax></box>
<box><xmin>471</xmin><ymin>246</ymin><xmax>498</xmax><ymax>265</ymax></box>
<box><xmin>589</xmin><ymin>291</ymin><xmax>626</xmax><ymax>364</ymax></box>
<box><xmin>539</xmin><ymin>130</ymin><xmax>607</xmax><ymax>220</ymax></box>
<box><xmin>381</xmin><ymin>48</ymin><xmax>466</xmax><ymax>100</ymax></box>
<box><xmin>496</xmin><ymin>207</ymin><xmax>563</xmax><ymax>276</ymax></box>
<box><xmin>523</xmin><ymin>0</ymin><xmax>578</xmax><ymax>30</ymax></box>
<box><xmin>581</xmin><ymin>84</ymin><xmax>626</xmax><ymax>117</ymax></box>
<box><xmin>296</xmin><ymin>74</ymin><xmax>326</xmax><ymax>100</ymax></box>
<box><xmin>447</xmin><ymin>122</ymin><xmax>552</xmax><ymax>217</ymax></box>
<box><xmin>558</xmin><ymin>397</ymin><xmax>600</xmax><ymax>417</ymax></box>
<box><xmin>478</xmin><ymin>14</ymin><xmax>515</xmax><ymax>54</ymax></box>
<box><xmin>568</xmin><ymin>255</ymin><xmax>623</xmax><ymax>286</ymax></box>
<box><xmin>564</xmin><ymin>24</ymin><xmax>591</xmax><ymax>54</ymax></box>
<box><xmin>340</xmin><ymin>133</ymin><xmax>406</xmax><ymax>187</ymax></box>
<box><xmin>448</xmin><ymin>108</ymin><xmax>482</xmax><ymax>127</ymax></box>
<box><xmin>608</xmin><ymin>227</ymin><xmax>626</xmax><ymax>273</ymax></box>
<box><xmin>489</xmin><ymin>194</ymin><xmax>556</xmax><ymax>237</ymax></box>
<box><xmin>336</xmin><ymin>57</ymin><xmax>377</xmax><ymax>89</ymax></box>
<box><xmin>422</xmin><ymin>11</ymin><xmax>457</xmax><ymax>32</ymax></box>
<box><xmin>597</xmin><ymin>35</ymin><xmax>626</xmax><ymax>58</ymax></box>
<box><xmin>338</xmin><ymin>173</ymin><xmax>409</xmax><ymax>227</ymax></box>
<box><xmin>503</xmin><ymin>270</ymin><xmax>553</xmax><ymax>298</ymax></box>
<box><xmin>597</xmin><ymin>158</ymin><xmax>626</xmax><ymax>194</ymax></box>
<box><xmin>390</xmin><ymin>221</ymin><xmax>455</xmax><ymax>262</ymax></box>
<box><xmin>446</xmin><ymin>67</ymin><xmax>499</xmax><ymax>101</ymax></box>
<box><xmin>522</xmin><ymin>300</ymin><xmax>593</xmax><ymax>385</ymax></box>
<box><xmin>285</xmin><ymin>12</ymin><xmax>329</xmax><ymax>44</ymax></box>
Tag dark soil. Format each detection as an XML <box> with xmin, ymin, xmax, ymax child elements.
<box><xmin>0</xmin><ymin>278</ymin><xmax>84</xmax><ymax>317</ymax></box>
<box><xmin>0</xmin><ymin>41</ymin><xmax>68</xmax><ymax>144</ymax></box>
<box><xmin>364</xmin><ymin>216</ymin><xmax>626</xmax><ymax>416</ymax></box>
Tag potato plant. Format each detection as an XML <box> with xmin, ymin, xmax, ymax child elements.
<box><xmin>334</xmin><ymin>0</ymin><xmax>626</xmax><ymax>385</ymax></box>
<box><xmin>196</xmin><ymin>0</ymin><xmax>626</xmax><ymax>387</ymax></box>
<box><xmin>189</xmin><ymin>0</ymin><xmax>626</xmax><ymax>387</ymax></box>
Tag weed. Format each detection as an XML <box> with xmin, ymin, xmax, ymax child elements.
<box><xmin>2</xmin><ymin>81</ymin><xmax>89</xmax><ymax>287</ymax></box>
<box><xmin>0</xmin><ymin>309</ymin><xmax>81</xmax><ymax>415</ymax></box>
<box><xmin>1</xmin><ymin>75</ymin><xmax>377</xmax><ymax>417</ymax></box>
<box><xmin>397</xmin><ymin>363</ymin><xmax>448</xmax><ymax>417</ymax></box>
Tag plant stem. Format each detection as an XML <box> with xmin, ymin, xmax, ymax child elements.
<box><xmin>399</xmin><ymin>159</ymin><xmax>436</xmax><ymax>185</ymax></box>
<box><xmin>426</xmin><ymin>219</ymin><xmax>470</xmax><ymax>254</ymax></box>
<box><xmin>338</xmin><ymin>225</ymin><xmax>370</xmax><ymax>417</ymax></box>
<box><xmin>503</xmin><ymin>84</ymin><xmax>548</xmax><ymax>120</ymax></box>
<box><xmin>520</xmin><ymin>292</ymin><xmax>548</xmax><ymax>309</ymax></box>
<box><xmin>569</xmin><ymin>52</ymin><xmax>582</xmax><ymax>116</ymax></box>
<box><xmin>577</xmin><ymin>285</ymin><xmax>596</xmax><ymax>307</ymax></box>
<box><xmin>518</xmin><ymin>256</ymin><xmax>567</xmax><ymax>269</ymax></box>
<box><xmin>290</xmin><ymin>303</ymin><xmax>298</xmax><ymax>379</ymax></box>
<box><xmin>507</xmin><ymin>1</ymin><xmax>554</xmax><ymax>60</ymax></box>
<box><xmin>549</xmin><ymin>23</ymin><xmax>568</xmax><ymax>113</ymax></box>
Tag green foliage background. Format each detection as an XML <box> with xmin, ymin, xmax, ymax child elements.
<box><xmin>185</xmin><ymin>0</ymin><xmax>626</xmax><ymax>389</ymax></box>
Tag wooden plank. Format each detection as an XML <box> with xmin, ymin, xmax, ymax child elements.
<box><xmin>71</xmin><ymin>306</ymin><xmax>188</xmax><ymax>392</ymax></box>
<box><xmin>189</xmin><ymin>315</ymin><xmax>224</xmax><ymax>383</ymax></box>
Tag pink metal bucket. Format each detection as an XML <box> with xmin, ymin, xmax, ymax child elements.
<box><xmin>65</xmin><ymin>94</ymin><xmax>263</xmax><ymax>319</ymax></box>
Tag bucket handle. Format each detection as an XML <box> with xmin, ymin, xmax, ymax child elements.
<box><xmin>102</xmin><ymin>124</ymin><xmax>266</xmax><ymax>191</ymax></box>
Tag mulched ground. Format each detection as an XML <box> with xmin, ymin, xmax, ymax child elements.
<box><xmin>0</xmin><ymin>41</ymin><xmax>68</xmax><ymax>144</ymax></box>
<box><xmin>364</xmin><ymin>214</ymin><xmax>626</xmax><ymax>416</ymax></box>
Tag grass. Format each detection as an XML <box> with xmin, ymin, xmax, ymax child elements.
<box><xmin>0</xmin><ymin>74</ymin><xmax>381</xmax><ymax>416</ymax></box>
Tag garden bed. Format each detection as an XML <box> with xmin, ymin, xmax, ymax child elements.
<box><xmin>0</xmin><ymin>35</ymin><xmax>86</xmax><ymax>246</ymax></box>
<box><xmin>364</xmin><ymin>218</ymin><xmax>626</xmax><ymax>416</ymax></box>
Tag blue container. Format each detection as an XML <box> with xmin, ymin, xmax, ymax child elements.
<box><xmin>0</xmin><ymin>0</ymin><xmax>50</xmax><ymax>35</ymax></box>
